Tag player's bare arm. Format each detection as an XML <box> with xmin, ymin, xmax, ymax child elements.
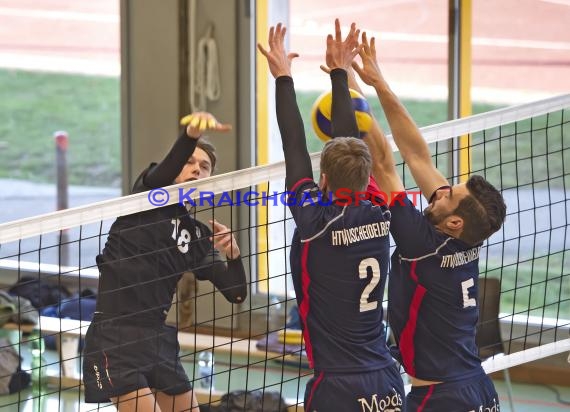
<box><xmin>353</xmin><ymin>32</ymin><xmax>448</xmax><ymax>199</ymax></box>
<box><xmin>346</xmin><ymin>65</ymin><xmax>404</xmax><ymax>196</ymax></box>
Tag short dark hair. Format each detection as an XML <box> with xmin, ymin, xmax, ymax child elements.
<box><xmin>197</xmin><ymin>137</ymin><xmax>217</xmax><ymax>173</ymax></box>
<box><xmin>320</xmin><ymin>137</ymin><xmax>371</xmax><ymax>193</ymax></box>
<box><xmin>454</xmin><ymin>175</ymin><xmax>506</xmax><ymax>245</ymax></box>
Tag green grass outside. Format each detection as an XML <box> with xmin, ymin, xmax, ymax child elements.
<box><xmin>1</xmin><ymin>69</ymin><xmax>567</xmax><ymax>190</ymax></box>
<box><xmin>0</xmin><ymin>69</ymin><xmax>121</xmax><ymax>186</ymax></box>
<box><xmin>0</xmin><ymin>68</ymin><xmax>501</xmax><ymax>188</ymax></box>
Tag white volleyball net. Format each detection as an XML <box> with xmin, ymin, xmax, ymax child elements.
<box><xmin>0</xmin><ymin>94</ymin><xmax>569</xmax><ymax>411</ymax></box>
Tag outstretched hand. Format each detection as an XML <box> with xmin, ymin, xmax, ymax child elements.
<box><xmin>257</xmin><ymin>23</ymin><xmax>299</xmax><ymax>79</ymax></box>
<box><xmin>180</xmin><ymin>112</ymin><xmax>232</xmax><ymax>139</ymax></box>
<box><xmin>351</xmin><ymin>32</ymin><xmax>385</xmax><ymax>89</ymax></box>
<box><xmin>323</xmin><ymin>18</ymin><xmax>362</xmax><ymax>72</ymax></box>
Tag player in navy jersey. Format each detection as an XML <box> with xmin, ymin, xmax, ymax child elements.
<box><xmin>82</xmin><ymin>112</ymin><xmax>248</xmax><ymax>412</ymax></box>
<box><xmin>258</xmin><ymin>20</ymin><xmax>405</xmax><ymax>412</ymax></box>
<box><xmin>351</xmin><ymin>32</ymin><xmax>507</xmax><ymax>411</ymax></box>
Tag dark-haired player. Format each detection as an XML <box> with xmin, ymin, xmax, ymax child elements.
<box><xmin>258</xmin><ymin>20</ymin><xmax>405</xmax><ymax>412</ymax></box>
<box><xmin>82</xmin><ymin>112</ymin><xmax>247</xmax><ymax>412</ymax></box>
<box><xmin>352</xmin><ymin>32</ymin><xmax>507</xmax><ymax>411</ymax></box>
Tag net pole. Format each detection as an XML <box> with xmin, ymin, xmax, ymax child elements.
<box><xmin>54</xmin><ymin>131</ymin><xmax>70</xmax><ymax>267</ymax></box>
<box><xmin>447</xmin><ymin>0</ymin><xmax>473</xmax><ymax>184</ymax></box>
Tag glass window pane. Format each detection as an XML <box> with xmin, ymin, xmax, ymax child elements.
<box><xmin>472</xmin><ymin>1</ymin><xmax>570</xmax><ymax>106</ymax></box>
<box><xmin>0</xmin><ymin>0</ymin><xmax>121</xmax><ymax>225</ymax></box>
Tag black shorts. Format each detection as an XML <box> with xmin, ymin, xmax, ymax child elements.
<box><xmin>82</xmin><ymin>313</ymin><xmax>191</xmax><ymax>403</ymax></box>
<box><xmin>304</xmin><ymin>363</ymin><xmax>405</xmax><ymax>412</ymax></box>
<box><xmin>407</xmin><ymin>373</ymin><xmax>500</xmax><ymax>412</ymax></box>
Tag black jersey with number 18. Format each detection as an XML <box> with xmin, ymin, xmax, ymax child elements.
<box><xmin>95</xmin><ymin>164</ymin><xmax>246</xmax><ymax>319</ymax></box>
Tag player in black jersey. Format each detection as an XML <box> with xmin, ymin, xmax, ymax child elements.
<box><xmin>258</xmin><ymin>20</ymin><xmax>405</xmax><ymax>412</ymax></box>
<box><xmin>82</xmin><ymin>112</ymin><xmax>247</xmax><ymax>412</ymax></box>
<box><xmin>352</xmin><ymin>32</ymin><xmax>507</xmax><ymax>411</ymax></box>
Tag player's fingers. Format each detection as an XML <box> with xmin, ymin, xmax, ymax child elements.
<box><xmin>224</xmin><ymin>240</ymin><xmax>237</xmax><ymax>253</ymax></box>
<box><xmin>216</xmin><ymin>236</ymin><xmax>233</xmax><ymax>248</ymax></box>
<box><xmin>275</xmin><ymin>23</ymin><xmax>283</xmax><ymax>41</ymax></box>
<box><xmin>213</xmin><ymin>234</ymin><xmax>230</xmax><ymax>248</ymax></box>
<box><xmin>326</xmin><ymin>33</ymin><xmax>334</xmax><ymax>49</ymax></box>
<box><xmin>189</xmin><ymin>115</ymin><xmax>201</xmax><ymax>129</ymax></box>
<box><xmin>180</xmin><ymin>114</ymin><xmax>193</xmax><ymax>126</ymax></box>
<box><xmin>209</xmin><ymin>219</ymin><xmax>220</xmax><ymax>229</ymax></box>
<box><xmin>215</xmin><ymin>122</ymin><xmax>232</xmax><ymax>131</ymax></box>
<box><xmin>352</xmin><ymin>61</ymin><xmax>364</xmax><ymax>78</ymax></box>
<box><xmin>320</xmin><ymin>65</ymin><xmax>331</xmax><ymax>74</ymax></box>
<box><xmin>257</xmin><ymin>43</ymin><xmax>269</xmax><ymax>57</ymax></box>
<box><xmin>353</xmin><ymin>29</ymin><xmax>361</xmax><ymax>47</ymax></box>
<box><xmin>288</xmin><ymin>53</ymin><xmax>299</xmax><ymax>62</ymax></box>
<box><xmin>357</xmin><ymin>47</ymin><xmax>367</xmax><ymax>61</ymax></box>
<box><xmin>209</xmin><ymin>219</ymin><xmax>230</xmax><ymax>234</ymax></box>
<box><xmin>203</xmin><ymin>115</ymin><xmax>212</xmax><ymax>130</ymax></box>
<box><xmin>361</xmin><ymin>32</ymin><xmax>370</xmax><ymax>53</ymax></box>
<box><xmin>335</xmin><ymin>18</ymin><xmax>342</xmax><ymax>42</ymax></box>
<box><xmin>348</xmin><ymin>44</ymin><xmax>363</xmax><ymax>61</ymax></box>
<box><xmin>267</xmin><ymin>26</ymin><xmax>275</xmax><ymax>45</ymax></box>
<box><xmin>199</xmin><ymin>116</ymin><xmax>210</xmax><ymax>131</ymax></box>
<box><xmin>345</xmin><ymin>22</ymin><xmax>356</xmax><ymax>43</ymax></box>
<box><xmin>213</xmin><ymin>237</ymin><xmax>233</xmax><ymax>252</ymax></box>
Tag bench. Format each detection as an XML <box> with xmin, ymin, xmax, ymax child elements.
<box><xmin>2</xmin><ymin>316</ymin><xmax>305</xmax><ymax>410</ymax></box>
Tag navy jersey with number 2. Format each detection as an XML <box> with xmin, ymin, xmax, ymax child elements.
<box><xmin>274</xmin><ymin>69</ymin><xmax>405</xmax><ymax>412</ymax></box>
<box><xmin>289</xmin><ymin>178</ymin><xmax>392</xmax><ymax>373</ymax></box>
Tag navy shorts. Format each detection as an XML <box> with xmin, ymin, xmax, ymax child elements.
<box><xmin>304</xmin><ymin>363</ymin><xmax>405</xmax><ymax>412</ymax></box>
<box><xmin>407</xmin><ymin>373</ymin><xmax>500</xmax><ymax>412</ymax></box>
<box><xmin>82</xmin><ymin>313</ymin><xmax>191</xmax><ymax>403</ymax></box>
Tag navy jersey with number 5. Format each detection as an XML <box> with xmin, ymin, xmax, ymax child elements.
<box><xmin>289</xmin><ymin>178</ymin><xmax>393</xmax><ymax>373</ymax></box>
<box><xmin>388</xmin><ymin>195</ymin><xmax>484</xmax><ymax>381</ymax></box>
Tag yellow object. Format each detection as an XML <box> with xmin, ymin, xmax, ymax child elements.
<box><xmin>311</xmin><ymin>88</ymin><xmax>373</xmax><ymax>142</ymax></box>
<box><xmin>277</xmin><ymin>329</ymin><xmax>303</xmax><ymax>345</ymax></box>
<box><xmin>180</xmin><ymin>114</ymin><xmax>193</xmax><ymax>126</ymax></box>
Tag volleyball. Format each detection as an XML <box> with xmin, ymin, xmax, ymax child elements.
<box><xmin>310</xmin><ymin>88</ymin><xmax>373</xmax><ymax>142</ymax></box>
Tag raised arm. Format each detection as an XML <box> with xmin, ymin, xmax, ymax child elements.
<box><xmin>257</xmin><ymin>23</ymin><xmax>312</xmax><ymax>190</ymax></box>
<box><xmin>132</xmin><ymin>112</ymin><xmax>231</xmax><ymax>193</ymax></box>
<box><xmin>353</xmin><ymin>33</ymin><xmax>448</xmax><ymax>200</ymax></box>
<box><xmin>347</xmin><ymin>65</ymin><xmax>404</xmax><ymax>196</ymax></box>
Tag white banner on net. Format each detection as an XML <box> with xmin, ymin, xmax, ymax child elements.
<box><xmin>0</xmin><ymin>93</ymin><xmax>569</xmax><ymax>244</ymax></box>
<box><xmin>482</xmin><ymin>338</ymin><xmax>570</xmax><ymax>374</ymax></box>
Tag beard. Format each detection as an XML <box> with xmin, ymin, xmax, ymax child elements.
<box><xmin>424</xmin><ymin>205</ymin><xmax>448</xmax><ymax>225</ymax></box>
